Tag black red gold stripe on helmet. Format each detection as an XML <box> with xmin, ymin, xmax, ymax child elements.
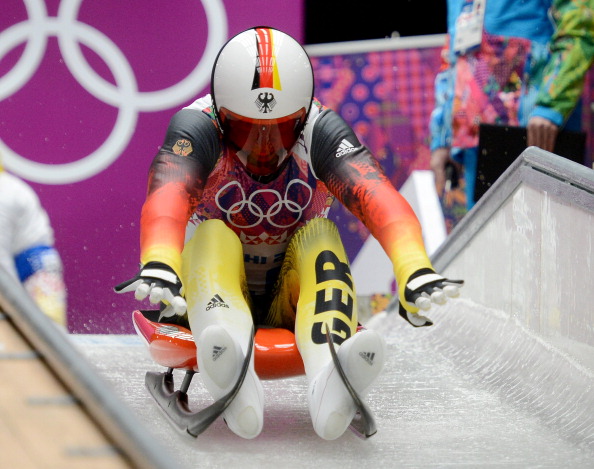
<box><xmin>252</xmin><ymin>28</ymin><xmax>282</xmax><ymax>91</ymax></box>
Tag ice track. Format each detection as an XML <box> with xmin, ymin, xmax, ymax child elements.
<box><xmin>72</xmin><ymin>299</ymin><xmax>594</xmax><ymax>469</ymax></box>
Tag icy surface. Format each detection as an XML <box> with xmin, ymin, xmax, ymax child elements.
<box><xmin>72</xmin><ymin>300</ymin><xmax>594</xmax><ymax>469</ymax></box>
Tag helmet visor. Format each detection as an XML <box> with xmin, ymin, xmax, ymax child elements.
<box><xmin>219</xmin><ymin>107</ymin><xmax>307</xmax><ymax>176</ymax></box>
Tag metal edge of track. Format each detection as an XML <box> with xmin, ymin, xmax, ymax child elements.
<box><xmin>0</xmin><ymin>265</ymin><xmax>182</xmax><ymax>469</ymax></box>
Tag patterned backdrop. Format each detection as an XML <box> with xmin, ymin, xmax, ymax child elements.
<box><xmin>312</xmin><ymin>44</ymin><xmax>594</xmax><ymax>249</ymax></box>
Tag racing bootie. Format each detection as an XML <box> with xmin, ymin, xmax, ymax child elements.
<box><xmin>308</xmin><ymin>329</ymin><xmax>386</xmax><ymax>440</ymax></box>
<box><xmin>197</xmin><ymin>324</ymin><xmax>264</xmax><ymax>439</ymax></box>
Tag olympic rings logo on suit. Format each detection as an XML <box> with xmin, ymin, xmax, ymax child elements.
<box><xmin>215</xmin><ymin>179</ymin><xmax>314</xmax><ymax>229</ymax></box>
<box><xmin>0</xmin><ymin>0</ymin><xmax>227</xmax><ymax>184</ymax></box>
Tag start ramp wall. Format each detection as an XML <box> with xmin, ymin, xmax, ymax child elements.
<box><xmin>432</xmin><ymin>146</ymin><xmax>594</xmax><ymax>352</ymax></box>
<box><xmin>423</xmin><ymin>146</ymin><xmax>594</xmax><ymax>450</ymax></box>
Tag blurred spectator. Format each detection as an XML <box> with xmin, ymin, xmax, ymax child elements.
<box><xmin>0</xmin><ymin>160</ymin><xmax>67</xmax><ymax>326</ymax></box>
<box><xmin>430</xmin><ymin>0</ymin><xmax>594</xmax><ymax>210</ymax></box>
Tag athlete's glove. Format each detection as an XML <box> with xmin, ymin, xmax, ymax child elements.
<box><xmin>114</xmin><ymin>262</ymin><xmax>187</xmax><ymax>315</ymax></box>
<box><xmin>398</xmin><ymin>268</ymin><xmax>464</xmax><ymax>327</ymax></box>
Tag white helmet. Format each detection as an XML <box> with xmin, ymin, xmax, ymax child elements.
<box><xmin>211</xmin><ymin>27</ymin><xmax>314</xmax><ymax>177</ymax></box>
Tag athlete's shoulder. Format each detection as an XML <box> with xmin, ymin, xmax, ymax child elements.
<box><xmin>307</xmin><ymin>102</ymin><xmax>362</xmax><ymax>155</ymax></box>
<box><xmin>159</xmin><ymin>94</ymin><xmax>222</xmax><ymax>162</ymax></box>
<box><xmin>171</xmin><ymin>94</ymin><xmax>219</xmax><ymax>131</ymax></box>
<box><xmin>295</xmin><ymin>98</ymin><xmax>363</xmax><ymax>177</ymax></box>
<box><xmin>313</xmin><ymin>108</ymin><xmax>356</xmax><ymax>139</ymax></box>
<box><xmin>301</xmin><ymin>98</ymin><xmax>350</xmax><ymax>146</ymax></box>
<box><xmin>184</xmin><ymin>94</ymin><xmax>218</xmax><ymax>120</ymax></box>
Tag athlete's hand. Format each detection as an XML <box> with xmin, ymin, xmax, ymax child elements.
<box><xmin>395</xmin><ymin>268</ymin><xmax>463</xmax><ymax>327</ymax></box>
<box><xmin>403</xmin><ymin>268</ymin><xmax>463</xmax><ymax>311</ymax></box>
<box><xmin>114</xmin><ymin>262</ymin><xmax>187</xmax><ymax>315</ymax></box>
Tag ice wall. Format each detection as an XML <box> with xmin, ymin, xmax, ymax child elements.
<box><xmin>425</xmin><ymin>147</ymin><xmax>594</xmax><ymax>451</ymax></box>
<box><xmin>433</xmin><ymin>146</ymin><xmax>594</xmax><ymax>350</ymax></box>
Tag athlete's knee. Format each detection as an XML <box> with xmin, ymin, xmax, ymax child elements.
<box><xmin>302</xmin><ymin>217</ymin><xmax>339</xmax><ymax>235</ymax></box>
<box><xmin>291</xmin><ymin>218</ymin><xmax>341</xmax><ymax>247</ymax></box>
<box><xmin>198</xmin><ymin>218</ymin><xmax>233</xmax><ymax>235</ymax></box>
<box><xmin>192</xmin><ymin>219</ymin><xmax>239</xmax><ymax>246</ymax></box>
<box><xmin>183</xmin><ymin>220</ymin><xmax>243</xmax><ymax>275</ymax></box>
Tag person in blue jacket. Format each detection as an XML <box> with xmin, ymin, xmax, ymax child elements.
<box><xmin>430</xmin><ymin>0</ymin><xmax>594</xmax><ymax>209</ymax></box>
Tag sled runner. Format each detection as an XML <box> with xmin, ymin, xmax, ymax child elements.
<box><xmin>133</xmin><ymin>310</ymin><xmax>376</xmax><ymax>438</ymax></box>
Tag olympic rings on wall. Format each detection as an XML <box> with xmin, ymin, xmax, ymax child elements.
<box><xmin>0</xmin><ymin>0</ymin><xmax>227</xmax><ymax>184</ymax></box>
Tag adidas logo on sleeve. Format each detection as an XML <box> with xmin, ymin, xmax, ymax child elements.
<box><xmin>335</xmin><ymin>138</ymin><xmax>356</xmax><ymax>157</ymax></box>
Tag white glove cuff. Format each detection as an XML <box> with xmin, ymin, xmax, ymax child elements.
<box><xmin>141</xmin><ymin>268</ymin><xmax>179</xmax><ymax>284</ymax></box>
<box><xmin>407</xmin><ymin>273</ymin><xmax>444</xmax><ymax>291</ymax></box>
